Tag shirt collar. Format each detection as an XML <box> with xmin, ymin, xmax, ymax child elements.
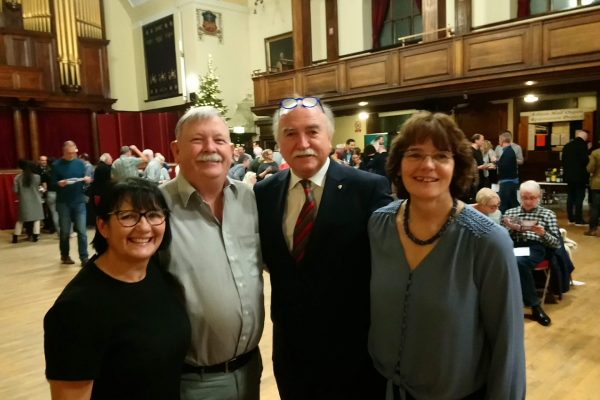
<box><xmin>288</xmin><ymin>157</ymin><xmax>330</xmax><ymax>191</ymax></box>
<box><xmin>175</xmin><ymin>173</ymin><xmax>236</xmax><ymax>208</ymax></box>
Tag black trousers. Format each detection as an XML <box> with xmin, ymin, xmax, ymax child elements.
<box><xmin>515</xmin><ymin>241</ymin><xmax>549</xmax><ymax>307</ymax></box>
<box><xmin>566</xmin><ymin>182</ymin><xmax>586</xmax><ymax>223</ymax></box>
<box><xmin>393</xmin><ymin>384</ymin><xmax>486</xmax><ymax>400</ymax></box>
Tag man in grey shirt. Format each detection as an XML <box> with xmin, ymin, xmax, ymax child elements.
<box><xmin>111</xmin><ymin>144</ymin><xmax>149</xmax><ymax>180</ymax></box>
<box><xmin>142</xmin><ymin>148</ymin><xmax>163</xmax><ymax>183</ymax></box>
<box><xmin>160</xmin><ymin>106</ymin><xmax>264</xmax><ymax>400</ymax></box>
<box><xmin>494</xmin><ymin>130</ymin><xmax>524</xmax><ymax>165</ymax></box>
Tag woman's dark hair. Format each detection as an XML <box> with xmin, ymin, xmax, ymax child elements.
<box><xmin>18</xmin><ymin>159</ymin><xmax>35</xmax><ymax>187</ymax></box>
<box><xmin>363</xmin><ymin>144</ymin><xmax>377</xmax><ymax>156</ymax></box>
<box><xmin>91</xmin><ymin>177</ymin><xmax>171</xmax><ymax>255</ymax></box>
<box><xmin>386</xmin><ymin>111</ymin><xmax>476</xmax><ymax>199</ymax></box>
<box><xmin>470</xmin><ymin>133</ymin><xmax>483</xmax><ymax>143</ymax></box>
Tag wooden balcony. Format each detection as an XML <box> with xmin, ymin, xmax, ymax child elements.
<box><xmin>252</xmin><ymin>8</ymin><xmax>600</xmax><ymax>115</ymax></box>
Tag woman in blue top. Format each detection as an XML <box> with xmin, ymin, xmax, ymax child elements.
<box><xmin>368</xmin><ymin>112</ymin><xmax>525</xmax><ymax>400</ymax></box>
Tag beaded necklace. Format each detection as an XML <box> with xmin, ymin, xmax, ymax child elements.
<box><xmin>403</xmin><ymin>198</ymin><xmax>458</xmax><ymax>246</ymax></box>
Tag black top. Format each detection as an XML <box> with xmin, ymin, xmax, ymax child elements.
<box><xmin>562</xmin><ymin>137</ymin><xmax>589</xmax><ymax>184</ymax></box>
<box><xmin>472</xmin><ymin>147</ymin><xmax>485</xmax><ymax>185</ymax></box>
<box><xmin>497</xmin><ymin>145</ymin><xmax>518</xmax><ymax>180</ymax></box>
<box><xmin>44</xmin><ymin>258</ymin><xmax>191</xmax><ymax>400</ymax></box>
<box><xmin>90</xmin><ymin>161</ymin><xmax>112</xmax><ymax>199</ymax></box>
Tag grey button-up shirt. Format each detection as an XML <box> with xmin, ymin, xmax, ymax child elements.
<box><xmin>160</xmin><ymin>174</ymin><xmax>264</xmax><ymax>366</ymax></box>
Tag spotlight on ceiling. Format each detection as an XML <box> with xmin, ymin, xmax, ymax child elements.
<box><xmin>358</xmin><ymin>101</ymin><xmax>369</xmax><ymax>107</ymax></box>
<box><xmin>524</xmin><ymin>94</ymin><xmax>539</xmax><ymax>103</ymax></box>
<box><xmin>525</xmin><ymin>80</ymin><xmax>536</xmax><ymax>86</ymax></box>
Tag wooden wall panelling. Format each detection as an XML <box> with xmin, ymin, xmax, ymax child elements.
<box><xmin>253</xmin><ymin>79</ymin><xmax>267</xmax><ymax>107</ymax></box>
<box><xmin>400</xmin><ymin>41</ymin><xmax>454</xmax><ymax>85</ymax></box>
<box><xmin>0</xmin><ymin>68</ymin><xmax>14</xmax><ymax>89</ymax></box>
<box><xmin>325</xmin><ymin>0</ymin><xmax>338</xmax><ymax>62</ymax></box>
<box><xmin>5</xmin><ymin>35</ymin><xmax>31</xmax><ymax>67</ymax></box>
<box><xmin>292</xmin><ymin>0</ymin><xmax>312</xmax><ymax>69</ymax></box>
<box><xmin>28</xmin><ymin>109</ymin><xmax>39</xmax><ymax>161</ymax></box>
<box><xmin>583</xmin><ymin>111</ymin><xmax>595</xmax><ymax>145</ymax></box>
<box><xmin>543</xmin><ymin>13</ymin><xmax>600</xmax><ymax>66</ymax></box>
<box><xmin>463</xmin><ymin>27</ymin><xmax>531</xmax><ymax>76</ymax></box>
<box><xmin>454</xmin><ymin>103</ymin><xmax>507</xmax><ymax>140</ymax></box>
<box><xmin>422</xmin><ymin>0</ymin><xmax>445</xmax><ymax>42</ymax></box>
<box><xmin>454</xmin><ymin>0</ymin><xmax>471</xmax><ymax>36</ymax></box>
<box><xmin>116</xmin><ymin>112</ymin><xmax>143</xmax><ymax>149</ymax></box>
<box><xmin>453</xmin><ymin>38</ymin><xmax>464</xmax><ymax>78</ymax></box>
<box><xmin>530</xmin><ymin>22</ymin><xmax>543</xmax><ymax>67</ymax></box>
<box><xmin>79</xmin><ymin>40</ymin><xmax>110</xmax><ymax>97</ymax></box>
<box><xmin>32</xmin><ymin>37</ymin><xmax>57</xmax><ymax>92</ymax></box>
<box><xmin>0</xmin><ymin>108</ymin><xmax>17</xmax><ymax>168</ymax></box>
<box><xmin>303</xmin><ymin>65</ymin><xmax>340</xmax><ymax>96</ymax></box>
<box><xmin>0</xmin><ymin>35</ymin><xmax>6</xmax><ymax>65</ymax></box>
<box><xmin>13</xmin><ymin>108</ymin><xmax>26</xmax><ymax>162</ymax></box>
<box><xmin>13</xmin><ymin>68</ymin><xmax>44</xmax><ymax>91</ymax></box>
<box><xmin>265</xmin><ymin>73</ymin><xmax>297</xmax><ymax>103</ymax></box>
<box><xmin>345</xmin><ymin>53</ymin><xmax>393</xmax><ymax>92</ymax></box>
<box><xmin>518</xmin><ymin>115</ymin><xmax>529</xmax><ymax>153</ymax></box>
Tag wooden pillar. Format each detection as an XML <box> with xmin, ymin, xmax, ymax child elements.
<box><xmin>325</xmin><ymin>0</ymin><xmax>338</xmax><ymax>62</ymax></box>
<box><xmin>13</xmin><ymin>108</ymin><xmax>26</xmax><ymax>161</ymax></box>
<box><xmin>91</xmin><ymin>111</ymin><xmax>100</xmax><ymax>160</ymax></box>
<box><xmin>422</xmin><ymin>0</ymin><xmax>446</xmax><ymax>42</ymax></box>
<box><xmin>292</xmin><ymin>0</ymin><xmax>312</xmax><ymax>69</ymax></box>
<box><xmin>28</xmin><ymin>108</ymin><xmax>40</xmax><ymax>161</ymax></box>
<box><xmin>454</xmin><ymin>0</ymin><xmax>472</xmax><ymax>35</ymax></box>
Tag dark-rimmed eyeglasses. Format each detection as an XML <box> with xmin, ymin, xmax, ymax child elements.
<box><xmin>279</xmin><ymin>97</ymin><xmax>323</xmax><ymax>112</ymax></box>
<box><xmin>109</xmin><ymin>210</ymin><xmax>167</xmax><ymax>227</ymax></box>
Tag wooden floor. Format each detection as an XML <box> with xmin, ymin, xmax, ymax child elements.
<box><xmin>1</xmin><ymin>210</ymin><xmax>599</xmax><ymax>399</ymax></box>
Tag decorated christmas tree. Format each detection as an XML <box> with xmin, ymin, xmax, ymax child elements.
<box><xmin>192</xmin><ymin>55</ymin><xmax>229</xmax><ymax>119</ymax></box>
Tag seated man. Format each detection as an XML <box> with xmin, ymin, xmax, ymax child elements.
<box><xmin>503</xmin><ymin>180</ymin><xmax>561</xmax><ymax>327</ymax></box>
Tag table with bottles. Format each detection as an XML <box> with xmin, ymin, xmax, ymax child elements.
<box><xmin>537</xmin><ymin>181</ymin><xmax>567</xmax><ymax>205</ymax></box>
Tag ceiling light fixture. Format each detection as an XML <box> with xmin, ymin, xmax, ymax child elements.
<box><xmin>524</xmin><ymin>94</ymin><xmax>539</xmax><ymax>103</ymax></box>
<box><xmin>358</xmin><ymin>111</ymin><xmax>369</xmax><ymax>121</ymax></box>
<box><xmin>358</xmin><ymin>101</ymin><xmax>368</xmax><ymax>106</ymax></box>
<box><xmin>525</xmin><ymin>80</ymin><xmax>536</xmax><ymax>86</ymax></box>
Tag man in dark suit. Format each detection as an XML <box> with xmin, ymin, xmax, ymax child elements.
<box><xmin>562</xmin><ymin>129</ymin><xmax>589</xmax><ymax>225</ymax></box>
<box><xmin>254</xmin><ymin>96</ymin><xmax>392</xmax><ymax>400</ymax></box>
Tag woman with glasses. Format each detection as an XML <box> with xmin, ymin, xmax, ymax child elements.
<box><xmin>368</xmin><ymin>112</ymin><xmax>525</xmax><ymax>399</ymax></box>
<box><xmin>472</xmin><ymin>187</ymin><xmax>502</xmax><ymax>224</ymax></box>
<box><xmin>44</xmin><ymin>177</ymin><xmax>190</xmax><ymax>400</ymax></box>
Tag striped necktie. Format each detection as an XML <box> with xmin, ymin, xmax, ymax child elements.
<box><xmin>292</xmin><ymin>180</ymin><xmax>316</xmax><ymax>263</ymax></box>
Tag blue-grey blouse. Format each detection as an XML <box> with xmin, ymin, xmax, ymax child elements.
<box><xmin>368</xmin><ymin>200</ymin><xmax>526</xmax><ymax>400</ymax></box>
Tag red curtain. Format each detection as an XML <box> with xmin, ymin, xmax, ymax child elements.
<box><xmin>517</xmin><ymin>0</ymin><xmax>530</xmax><ymax>18</ymax></box>
<box><xmin>372</xmin><ymin>0</ymin><xmax>391</xmax><ymax>49</ymax></box>
<box><xmin>37</xmin><ymin>110</ymin><xmax>93</xmax><ymax>161</ymax></box>
<box><xmin>0</xmin><ymin>172</ymin><xmax>19</xmax><ymax>229</ymax></box>
<box><xmin>0</xmin><ymin>108</ymin><xmax>17</xmax><ymax>168</ymax></box>
<box><xmin>97</xmin><ymin>114</ymin><xmax>120</xmax><ymax>158</ymax></box>
<box><xmin>97</xmin><ymin>111</ymin><xmax>180</xmax><ymax>162</ymax></box>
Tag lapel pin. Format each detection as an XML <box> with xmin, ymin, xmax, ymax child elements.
<box><xmin>337</xmin><ymin>185</ymin><xmax>342</xmax><ymax>190</ymax></box>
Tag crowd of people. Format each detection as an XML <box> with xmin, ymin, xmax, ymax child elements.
<box><xmin>7</xmin><ymin>95</ymin><xmax>593</xmax><ymax>399</ymax></box>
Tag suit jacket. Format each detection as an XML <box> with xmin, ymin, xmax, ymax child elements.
<box><xmin>254</xmin><ymin>161</ymin><xmax>391</xmax><ymax>385</ymax></box>
<box><xmin>562</xmin><ymin>137</ymin><xmax>589</xmax><ymax>184</ymax></box>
